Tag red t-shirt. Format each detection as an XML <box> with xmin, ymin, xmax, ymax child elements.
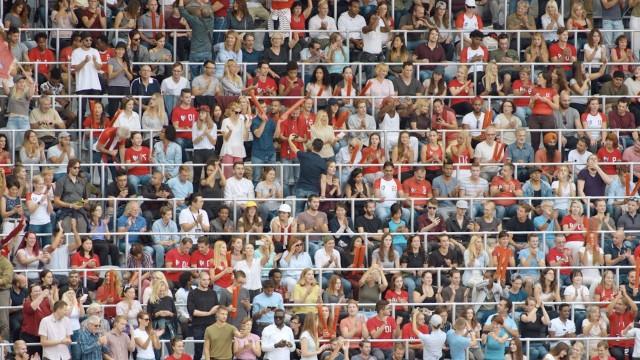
<box><xmin>366</xmin><ymin>315</ymin><xmax>397</xmax><ymax>349</ymax></box>
<box><xmin>546</xmin><ymin>247</ymin><xmax>572</xmax><ymax>275</ymax></box>
<box><xmin>190</xmin><ymin>249</ymin><xmax>213</xmax><ymax>268</ymax></box>
<box><xmin>70</xmin><ymin>253</ymin><xmax>101</xmax><ymax>280</ymax></box>
<box><xmin>166</xmin><ymin>355</ymin><xmax>193</xmax><ymax>360</ymax></box>
<box><xmin>21</xmin><ymin>298</ymin><xmax>52</xmax><ymax>336</ymax></box>
<box><xmin>211</xmin><ymin>264</ymin><xmax>234</xmax><ymax>288</ymax></box>
<box><xmin>448</xmin><ymin>78</ymin><xmax>470</xmax><ymax>106</ymax></box>
<box><xmin>549</xmin><ymin>42</ymin><xmax>577</xmax><ymax>70</ymax></box>
<box><xmin>28</xmin><ymin>48</ymin><xmax>56</xmax><ymax>75</ymax></box>
<box><xmin>595</xmin><ymin>285</ymin><xmax>616</xmax><ymax>309</ymax></box>
<box><xmin>401</xmin><ymin>322</ymin><xmax>430</xmax><ymax>347</ymax></box>
<box><xmin>247</xmin><ymin>76</ymin><xmax>278</xmax><ymax>103</ymax></box>
<box><xmin>165</xmin><ymin>248</ymin><xmax>191</xmax><ymax>282</ymax></box>
<box><xmin>609</xmin><ymin>311</ymin><xmax>635</xmax><ymax>348</ymax></box>
<box><xmin>60</xmin><ymin>46</ymin><xmax>73</xmax><ymax>65</ymax></box>
<box><xmin>531</xmin><ymin>87</ymin><xmax>557</xmax><ymax>116</ymax></box>
<box><xmin>360</xmin><ymin>147</ymin><xmax>385</xmax><ymax>175</ymax></box>
<box><xmin>596</xmin><ymin>147</ymin><xmax>622</xmax><ymax>175</ymax></box>
<box><xmin>99</xmin><ymin>48</ymin><xmax>115</xmax><ymax>74</ymax></box>
<box><xmin>560</xmin><ymin>215</ymin><xmax>586</xmax><ymax>243</ymax></box>
<box><xmin>271</xmin><ymin>0</ymin><xmax>294</xmax><ymax>10</ymax></box>
<box><xmin>297</xmin><ymin>111</ymin><xmax>316</xmax><ymax>140</ymax></box>
<box><xmin>212</xmin><ymin>0</ymin><xmax>229</xmax><ymax>17</ymax></box>
<box><xmin>490</xmin><ymin>176</ymin><xmax>521</xmax><ymax>207</ymax></box>
<box><xmin>402</xmin><ymin>177</ymin><xmax>432</xmax><ymax>206</ymax></box>
<box><xmin>512</xmin><ymin>79</ymin><xmax>534</xmax><ymax>107</ymax></box>
<box><xmin>384</xmin><ymin>289</ymin><xmax>409</xmax><ymax>312</ymax></box>
<box><xmin>278</xmin><ymin>117</ymin><xmax>305</xmax><ymax>160</ymax></box>
<box><xmin>124</xmin><ymin>146</ymin><xmax>151</xmax><ymax>176</ymax></box>
<box><xmin>171</xmin><ymin>106</ymin><xmax>198</xmax><ymax>139</ymax></box>
<box><xmin>95</xmin><ymin>127</ymin><xmax>126</xmax><ymax>154</ymax></box>
<box><xmin>278</xmin><ymin>76</ymin><xmax>304</xmax><ymax>107</ymax></box>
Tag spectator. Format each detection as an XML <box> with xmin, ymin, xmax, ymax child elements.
<box><xmin>600</xmin><ymin>71</ymin><xmax>629</xmax><ymax>111</ymax></box>
<box><xmin>261</xmin><ymin>308</ymin><xmax>295</xmax><ymax>359</ymax></box>
<box><xmin>607</xmin><ymin>288</ymin><xmax>637</xmax><ymax>360</ymax></box>
<box><xmin>78</xmin><ymin>314</ymin><xmax>109</xmax><ymax>359</ymax></box>
<box><xmin>38</xmin><ymin>300</ymin><xmax>72</xmax><ymax>360</ymax></box>
<box><xmin>71</xmin><ymin>32</ymin><xmax>102</xmax><ymax>112</ymax></box>
<box><xmin>112</xmin><ymin>97</ymin><xmax>141</xmax><ymax>131</ymax></box>
<box><xmin>133</xmin><ymin>311</ymin><xmax>162</xmax><ymax>359</ymax></box>
<box><xmin>489</xmin><ymin>163</ymin><xmax>523</xmax><ymax>219</ymax></box>
<box><xmin>105</xmin><ymin>315</ymin><xmax>135</xmax><ymax>359</ymax></box>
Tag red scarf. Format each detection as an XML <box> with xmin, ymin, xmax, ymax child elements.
<box><xmin>351</xmin><ymin>245</ymin><xmax>365</xmax><ymax>276</ymax></box>
<box><xmin>625</xmin><ymin>173</ymin><xmax>640</xmax><ymax>196</ymax></box>
<box><xmin>494</xmin><ymin>246</ymin><xmax>511</xmax><ymax>283</ymax></box>
<box><xmin>492</xmin><ymin>141</ymin><xmax>505</xmax><ymax>162</ymax></box>
<box><xmin>0</xmin><ymin>216</ymin><xmax>27</xmax><ymax>257</ymax></box>
<box><xmin>150</xmin><ymin>12</ymin><xmax>164</xmax><ymax>37</ymax></box>
<box><xmin>230</xmin><ymin>285</ymin><xmax>240</xmax><ymax>318</ymax></box>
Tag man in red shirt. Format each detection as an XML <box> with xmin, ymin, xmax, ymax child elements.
<box><xmin>278</xmin><ymin>61</ymin><xmax>304</xmax><ymax>108</ymax></box>
<box><xmin>95</xmin><ymin>35</ymin><xmax>115</xmax><ymax>75</ymax></box>
<box><xmin>607</xmin><ymin>287</ymin><xmax>637</xmax><ymax>359</ymax></box>
<box><xmin>297</xmin><ymin>98</ymin><xmax>316</xmax><ymax>140</ymax></box>
<box><xmin>512</xmin><ymin>67</ymin><xmax>534</xmax><ymax>122</ymax></box>
<box><xmin>248</xmin><ymin>60</ymin><xmax>278</xmax><ymax>103</ymax></box>
<box><xmin>549</xmin><ymin>28</ymin><xmax>577</xmax><ymax>72</ymax></box>
<box><xmin>366</xmin><ymin>300</ymin><xmax>402</xmax><ymax>360</ymax></box>
<box><xmin>275</xmin><ymin>102</ymin><xmax>305</xmax><ymax>196</ymax></box>
<box><xmin>124</xmin><ymin>132</ymin><xmax>152</xmax><ymax>188</ymax></box>
<box><xmin>190</xmin><ymin>236</ymin><xmax>213</xmax><ymax>269</ymax></box>
<box><xmin>402</xmin><ymin>310</ymin><xmax>430</xmax><ymax>355</ymax></box>
<box><xmin>597</xmin><ymin>133</ymin><xmax>623</xmax><ymax>175</ymax></box>
<box><xmin>165</xmin><ymin>238</ymin><xmax>193</xmax><ymax>285</ymax></box>
<box><xmin>28</xmin><ymin>33</ymin><xmax>56</xmax><ymax>83</ymax></box>
<box><xmin>546</xmin><ymin>235</ymin><xmax>572</xmax><ymax>285</ymax></box>
<box><xmin>93</xmin><ymin>127</ymin><xmax>130</xmax><ymax>181</ymax></box>
<box><xmin>402</xmin><ymin>166</ymin><xmax>432</xmax><ymax>213</ymax></box>
<box><xmin>171</xmin><ymin>88</ymin><xmax>198</xmax><ymax>161</ymax></box>
<box><xmin>489</xmin><ymin>163</ymin><xmax>523</xmax><ymax>219</ymax></box>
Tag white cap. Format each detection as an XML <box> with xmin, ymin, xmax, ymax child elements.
<box><xmin>429</xmin><ymin>314</ymin><xmax>443</xmax><ymax>327</ymax></box>
<box><xmin>465</xmin><ymin>0</ymin><xmax>476</xmax><ymax>7</ymax></box>
<box><xmin>456</xmin><ymin>200</ymin><xmax>469</xmax><ymax>209</ymax></box>
<box><xmin>278</xmin><ymin>204</ymin><xmax>292</xmax><ymax>213</ymax></box>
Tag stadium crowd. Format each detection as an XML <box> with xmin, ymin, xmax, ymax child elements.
<box><xmin>5</xmin><ymin>0</ymin><xmax>640</xmax><ymax>358</ymax></box>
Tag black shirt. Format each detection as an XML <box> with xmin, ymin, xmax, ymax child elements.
<box><xmin>504</xmin><ymin>217</ymin><xmax>535</xmax><ymax>244</ymax></box>
<box><xmin>105</xmin><ymin>181</ymin><xmax>138</xmax><ymax>198</ymax></box>
<box><xmin>519</xmin><ymin>309</ymin><xmax>548</xmax><ymax>338</ymax></box>
<box><xmin>296</xmin><ymin>151</ymin><xmax>327</xmax><ymax>193</ymax></box>
<box><xmin>400</xmin><ymin>249</ymin><xmax>427</xmax><ymax>268</ymax></box>
<box><xmin>187</xmin><ymin>288</ymin><xmax>219</xmax><ymax>327</ymax></box>
<box><xmin>428</xmin><ymin>246</ymin><xmax>463</xmax><ymax>269</ymax></box>
<box><xmin>355</xmin><ymin>215</ymin><xmax>383</xmax><ymax>234</ymax></box>
<box><xmin>140</xmin><ymin>183</ymin><xmax>174</xmax><ymax>212</ymax></box>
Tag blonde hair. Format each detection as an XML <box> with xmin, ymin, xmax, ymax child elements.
<box><xmin>225</xmin><ymin>30</ymin><xmax>242</xmax><ymax>52</ymax></box>
<box><xmin>148</xmin><ymin>277</ymin><xmax>168</xmax><ymax>304</ymax></box>
<box><xmin>546</xmin><ymin>0</ymin><xmax>558</xmax><ymax>13</ymax></box>
<box><xmin>301</xmin><ymin>313</ymin><xmax>319</xmax><ymax>348</ymax></box>
<box><xmin>570</xmin><ymin>1</ymin><xmax>586</xmax><ymax>20</ymax></box>
<box><xmin>375</xmin><ymin>63</ymin><xmax>389</xmax><ymax>76</ymax></box>
<box><xmin>143</xmin><ymin>93</ymin><xmax>168</xmax><ymax>126</ymax></box>
<box><xmin>224</xmin><ymin>60</ymin><xmax>242</xmax><ymax>87</ymax></box>
<box><xmin>212</xmin><ymin>240</ymin><xmax>228</xmax><ymax>268</ymax></box>
<box><xmin>297</xmin><ymin>268</ymin><xmax>317</xmax><ymax>286</ymax></box>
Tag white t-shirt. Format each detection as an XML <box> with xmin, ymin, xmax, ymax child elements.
<box><xmin>47</xmin><ymin>145</ymin><xmax>75</xmax><ymax>174</ymax></box>
<box><xmin>362</xmin><ymin>23</ymin><xmax>384</xmax><ymax>54</ymax></box>
<box><xmin>551</xmin><ymin>181</ymin><xmax>576</xmax><ymax>210</ymax></box>
<box><xmin>113</xmin><ymin>111</ymin><xmax>142</xmax><ymax>131</ymax></box>
<box><xmin>563</xmin><ymin>285</ymin><xmax>590</xmax><ymax>310</ymax></box>
<box><xmin>548</xmin><ymin>317</ymin><xmax>576</xmax><ymax>347</ymax></box>
<box><xmin>300</xmin><ymin>331</ymin><xmax>318</xmax><ymax>360</ymax></box>
<box><xmin>567</xmin><ymin>149</ymin><xmax>592</xmax><ymax>173</ymax></box>
<box><xmin>133</xmin><ymin>328</ymin><xmax>155</xmax><ymax>358</ymax></box>
<box><xmin>462</xmin><ymin>112</ymin><xmax>486</xmax><ymax>138</ymax></box>
<box><xmin>624</xmin><ymin>327</ymin><xmax>640</xmax><ymax>357</ymax></box>
<box><xmin>71</xmin><ymin>47</ymin><xmax>102</xmax><ymax>92</ymax></box>
<box><xmin>160</xmin><ymin>76</ymin><xmax>190</xmax><ymax>96</ymax></box>
<box><xmin>418</xmin><ymin>329</ymin><xmax>447</xmax><ymax>360</ymax></box>
<box><xmin>379</xmin><ymin>112</ymin><xmax>400</xmax><ymax>150</ymax></box>
<box><xmin>26</xmin><ymin>192</ymin><xmax>50</xmax><ymax>225</ymax></box>
<box><xmin>192</xmin><ymin>122</ymin><xmax>218</xmax><ymax>150</ymax></box>
<box><xmin>178</xmin><ymin>208</ymin><xmax>209</xmax><ymax>243</ymax></box>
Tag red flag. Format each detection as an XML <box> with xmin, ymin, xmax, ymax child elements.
<box><xmin>0</xmin><ymin>38</ymin><xmax>15</xmax><ymax>79</ymax></box>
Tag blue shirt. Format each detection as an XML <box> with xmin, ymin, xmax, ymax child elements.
<box><xmin>153</xmin><ymin>141</ymin><xmax>182</xmax><ymax>178</ymax></box>
<box><xmin>167</xmin><ymin>176</ymin><xmax>193</xmax><ymax>200</ymax></box>
<box><xmin>387</xmin><ymin>219</ymin><xmax>407</xmax><ymax>246</ymax></box>
<box><xmin>251</xmin><ymin>117</ymin><xmax>277</xmax><ymax>159</ymax></box>
<box><xmin>446</xmin><ymin>329</ymin><xmax>471</xmax><ymax>360</ymax></box>
<box><xmin>533</xmin><ymin>215</ymin><xmax>556</xmax><ymax>249</ymax></box>
<box><xmin>506</xmin><ymin>143</ymin><xmax>534</xmax><ymax>164</ymax></box>
<box><xmin>116</xmin><ymin>215</ymin><xmax>147</xmax><ymax>243</ymax></box>
<box><xmin>517</xmin><ymin>247</ymin><xmax>545</xmax><ymax>278</ymax></box>
<box><xmin>151</xmin><ymin>219</ymin><xmax>179</xmax><ymax>244</ymax></box>
<box><xmin>251</xmin><ymin>292</ymin><xmax>284</xmax><ymax>323</ymax></box>
<box><xmin>485</xmin><ymin>314</ymin><xmax>517</xmax><ymax>348</ymax></box>
<box><xmin>242</xmin><ymin>49</ymin><xmax>263</xmax><ymax>76</ymax></box>
<box><xmin>78</xmin><ymin>329</ymin><xmax>108</xmax><ymax>360</ymax></box>
<box><xmin>296</xmin><ymin>151</ymin><xmax>327</xmax><ymax>193</ymax></box>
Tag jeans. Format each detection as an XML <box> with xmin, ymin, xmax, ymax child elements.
<box><xmin>515</xmin><ymin>106</ymin><xmax>532</xmax><ymax>125</ymax></box>
<box><xmin>5</xmin><ymin>115</ymin><xmax>29</xmax><ymax>150</ymax></box>
<box><xmin>574</xmin><ymin>309</ymin><xmax>586</xmax><ymax>335</ymax></box>
<box><xmin>496</xmin><ymin>204</ymin><xmax>519</xmax><ymax>219</ymax></box>
<box><xmin>191</xmin><ymin>324</ymin><xmax>207</xmax><ymax>360</ymax></box>
<box><xmin>295</xmin><ymin>188</ymin><xmax>319</xmax><ymax>215</ymax></box>
<box><xmin>527</xmin><ymin>342</ymin><xmax>548</xmax><ymax>360</ymax></box>
<box><xmin>188</xmin><ymin>52</ymin><xmax>211</xmax><ymax>78</ymax></box>
<box><xmin>144</xmin><ymin>244</ymin><xmax>165</xmax><ymax>267</ymax></box>
<box><xmin>375</xmin><ymin>204</ymin><xmax>410</xmax><ymax>223</ymax></box>
<box><xmin>28</xmin><ymin>222</ymin><xmax>52</xmax><ymax>248</ymax></box>
<box><xmin>610</xmin><ymin>346</ymin><xmax>632</xmax><ymax>360</ymax></box>
<box><xmin>602</xmin><ymin>19</ymin><xmax>624</xmax><ymax>47</ymax></box>
<box><xmin>93</xmin><ymin>240</ymin><xmax>120</xmax><ymax>266</ymax></box>
<box><xmin>175</xmin><ymin>137</ymin><xmax>193</xmax><ymax>163</ymax></box>
<box><xmin>283</xmin><ymin>158</ymin><xmax>300</xmax><ymax>197</ymax></box>
<box><xmin>213</xmin><ymin>16</ymin><xmax>227</xmax><ymax>44</ymax></box>
<box><xmin>251</xmin><ymin>153</ymin><xmax>277</xmax><ymax>185</ymax></box>
<box><xmin>128</xmin><ymin>174</ymin><xmax>151</xmax><ymax>191</ymax></box>
<box><xmin>403</xmin><ymin>275</ymin><xmax>422</xmax><ymax>303</ymax></box>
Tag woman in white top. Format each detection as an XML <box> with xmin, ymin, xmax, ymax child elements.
<box><xmin>63</xmin><ymin>289</ymin><xmax>85</xmax><ymax>359</ymax></box>
<box><xmin>300</xmin><ymin>313</ymin><xmax>330</xmax><ymax>360</ymax></box>
<box><xmin>308</xmin><ymin>110</ymin><xmax>337</xmax><ymax>159</ymax></box>
<box><xmin>364</xmin><ymin>63</ymin><xmax>396</xmax><ymax>109</ymax></box>
<box><xmin>116</xmin><ymin>285</ymin><xmax>143</xmax><ymax>328</ymax></box>
<box><xmin>625</xmin><ymin>67</ymin><xmax>640</xmax><ymax>97</ymax></box>
<box><xmin>192</xmin><ymin>106</ymin><xmax>218</xmax><ymax>188</ymax></box>
<box><xmin>306</xmin><ymin>66</ymin><xmax>333</xmax><ymax>109</ymax></box>
<box><xmin>51</xmin><ymin>0</ymin><xmax>78</xmax><ymax>47</ymax></box>
<box><xmin>234</xmin><ymin>242</ymin><xmax>268</xmax><ymax>298</ymax></box>
<box><xmin>582</xmin><ymin>305</ymin><xmax>608</xmax><ymax>354</ymax></box>
<box><xmin>577</xmin><ymin>233</ymin><xmax>604</xmax><ymax>288</ymax></box>
<box><xmin>563</xmin><ymin>270</ymin><xmax>590</xmax><ymax>332</ymax></box>
<box><xmin>26</xmin><ymin>175</ymin><xmax>53</xmax><ymax>246</ymax></box>
<box><xmin>463</xmin><ymin>236</ymin><xmax>490</xmax><ymax>288</ymax></box>
<box><xmin>541</xmin><ymin>0</ymin><xmax>564</xmax><ymax>42</ymax></box>
<box><xmin>219</xmin><ymin>101</ymin><xmax>248</xmax><ymax>178</ymax></box>
<box><xmin>15</xmin><ymin>232</ymin><xmax>50</xmax><ymax>281</ymax></box>
<box><xmin>551</xmin><ymin>166</ymin><xmax>576</xmax><ymax>218</ymax></box>
<box><xmin>583</xmin><ymin>29</ymin><xmax>608</xmax><ymax>69</ymax></box>
<box><xmin>134</xmin><ymin>311</ymin><xmax>162</xmax><ymax>360</ymax></box>
<box><xmin>113</xmin><ymin>97</ymin><xmax>142</xmax><ymax>131</ymax></box>
<box><xmin>493</xmin><ymin>100</ymin><xmax>522</xmax><ymax>145</ymax></box>
<box><xmin>141</xmin><ymin>93</ymin><xmax>168</xmax><ymax>139</ymax></box>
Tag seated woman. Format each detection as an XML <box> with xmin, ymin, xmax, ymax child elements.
<box><xmin>358</xmin><ymin>263</ymin><xmax>388</xmax><ymax>305</ymax></box>
<box><xmin>292</xmin><ymin>268</ymin><xmax>321</xmax><ymax>316</ymax></box>
<box><xmin>399</xmin><ymin>235</ymin><xmax>428</xmax><ymax>303</ymax></box>
<box><xmin>371</xmin><ymin>233</ymin><xmax>400</xmax><ymax>278</ymax></box>
<box><xmin>148</xmin><ymin>34</ymin><xmax>172</xmax><ymax>81</ymax></box>
<box><xmin>70</xmin><ymin>237</ymin><xmax>101</xmax><ymax>290</ymax></box>
<box><xmin>95</xmin><ymin>270</ymin><xmax>122</xmax><ymax>321</ymax></box>
<box><xmin>236</xmin><ymin>201</ymin><xmax>264</xmax><ymax>236</ymax></box>
<box><xmin>116</xmin><ymin>201</ymin><xmax>148</xmax><ymax>253</ymax></box>
<box><xmin>125</xmin><ymin>132</ymin><xmax>153</xmax><ymax>189</ymax></box>
<box><xmin>320</xmin><ymin>160</ymin><xmax>341</xmax><ymax>215</ymax></box>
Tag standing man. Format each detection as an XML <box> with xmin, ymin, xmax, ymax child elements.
<box><xmin>261</xmin><ymin>309</ymin><xmax>296</xmax><ymax>360</ymax></box>
<box><xmin>252</xmin><ymin>280</ymin><xmax>285</xmax><ymax>335</ymax></box>
<box><xmin>251</xmin><ymin>102</ymin><xmax>277</xmax><ymax>185</ymax></box>
<box><xmin>39</xmin><ymin>300</ymin><xmax>73</xmax><ymax>360</ymax></box>
<box><xmin>171</xmin><ymin>88</ymin><xmax>198</xmax><ymax>162</ymax></box>
<box><xmin>188</xmin><ymin>271</ymin><xmax>219</xmax><ymax>360</ymax></box>
<box><xmin>203</xmin><ymin>307</ymin><xmax>241</xmax><ymax>360</ymax></box>
<box><xmin>78</xmin><ymin>315</ymin><xmax>109</xmax><ymax>359</ymax></box>
<box><xmin>287</xmin><ymin>136</ymin><xmax>327</xmax><ymax>212</ymax></box>
<box><xmin>105</xmin><ymin>315</ymin><xmax>136</xmax><ymax>360</ymax></box>
<box><xmin>366</xmin><ymin>300</ymin><xmax>402</xmax><ymax>360</ymax></box>
<box><xmin>71</xmin><ymin>32</ymin><xmax>102</xmax><ymax>116</ymax></box>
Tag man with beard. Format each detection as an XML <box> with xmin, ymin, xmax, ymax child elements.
<box><xmin>534</xmin><ymin>133</ymin><xmax>562</xmax><ymax>181</ymax></box>
<box><xmin>261</xmin><ymin>308</ymin><xmax>296</xmax><ymax>360</ymax></box>
<box><xmin>60</xmin><ymin>271</ymin><xmax>91</xmax><ymax>306</ymax></box>
<box><xmin>188</xmin><ymin>271</ymin><xmax>219</xmax><ymax>360</ymax></box>
<box><xmin>554</xmin><ymin>91</ymin><xmax>580</xmax><ymax>160</ymax></box>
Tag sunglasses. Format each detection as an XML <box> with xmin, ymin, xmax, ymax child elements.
<box><xmin>274</xmin><ymin>315</ymin><xmax>285</xmax><ymax>319</ymax></box>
